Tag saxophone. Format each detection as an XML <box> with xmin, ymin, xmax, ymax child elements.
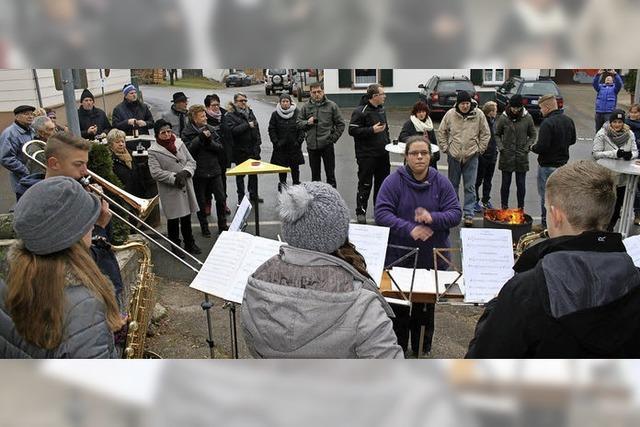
<box><xmin>515</xmin><ymin>229</ymin><xmax>549</xmax><ymax>258</ymax></box>
<box><xmin>112</xmin><ymin>240</ymin><xmax>159</xmax><ymax>359</ymax></box>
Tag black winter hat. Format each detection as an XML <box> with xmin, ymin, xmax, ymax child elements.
<box><xmin>80</xmin><ymin>89</ymin><xmax>94</xmax><ymax>102</ymax></box>
<box><xmin>509</xmin><ymin>94</ymin><xmax>523</xmax><ymax>108</ymax></box>
<box><xmin>153</xmin><ymin>118</ymin><xmax>172</xmax><ymax>135</ymax></box>
<box><xmin>456</xmin><ymin>90</ymin><xmax>471</xmax><ymax>104</ymax></box>
<box><xmin>13</xmin><ymin>105</ymin><xmax>35</xmax><ymax>115</ymax></box>
<box><xmin>610</xmin><ymin>109</ymin><xmax>625</xmax><ymax>122</ymax></box>
<box><xmin>172</xmin><ymin>92</ymin><xmax>188</xmax><ymax>103</ymax></box>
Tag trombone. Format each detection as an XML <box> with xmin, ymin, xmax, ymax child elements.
<box><xmin>22</xmin><ymin>139</ymin><xmax>203</xmax><ymax>272</ymax></box>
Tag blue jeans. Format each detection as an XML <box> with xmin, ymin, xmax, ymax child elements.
<box><xmin>538</xmin><ymin>166</ymin><xmax>556</xmax><ymax>226</ymax></box>
<box><xmin>448</xmin><ymin>154</ymin><xmax>479</xmax><ymax>218</ymax></box>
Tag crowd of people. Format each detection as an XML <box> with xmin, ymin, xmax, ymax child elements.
<box><xmin>1</xmin><ymin>73</ymin><xmax>640</xmax><ymax>359</ymax></box>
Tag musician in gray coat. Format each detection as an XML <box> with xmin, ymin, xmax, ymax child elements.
<box><xmin>148</xmin><ymin>119</ymin><xmax>201</xmax><ymax>256</ymax></box>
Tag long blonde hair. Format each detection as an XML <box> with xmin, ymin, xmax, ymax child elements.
<box><xmin>6</xmin><ymin>241</ymin><xmax>121</xmax><ymax>350</ymax></box>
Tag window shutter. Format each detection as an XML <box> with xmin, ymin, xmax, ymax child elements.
<box><xmin>338</xmin><ymin>69</ymin><xmax>353</xmax><ymax>88</ymax></box>
<box><xmin>470</xmin><ymin>69</ymin><xmax>483</xmax><ymax>86</ymax></box>
<box><xmin>379</xmin><ymin>69</ymin><xmax>393</xmax><ymax>87</ymax></box>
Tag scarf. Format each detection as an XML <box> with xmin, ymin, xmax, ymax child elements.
<box><xmin>207</xmin><ymin>108</ymin><xmax>222</xmax><ymax>123</ymax></box>
<box><xmin>110</xmin><ymin>145</ymin><xmax>133</xmax><ymax>169</ymax></box>
<box><xmin>236</xmin><ymin>106</ymin><xmax>251</xmax><ymax>120</ymax></box>
<box><xmin>156</xmin><ymin>133</ymin><xmax>177</xmax><ymax>155</ymax></box>
<box><xmin>604</xmin><ymin>122</ymin><xmax>631</xmax><ymax>147</ymax></box>
<box><xmin>409</xmin><ymin>115</ymin><xmax>433</xmax><ymax>133</ymax></box>
<box><xmin>172</xmin><ymin>105</ymin><xmax>186</xmax><ymax>134</ymax></box>
<box><xmin>276</xmin><ymin>103</ymin><xmax>296</xmax><ymax>120</ymax></box>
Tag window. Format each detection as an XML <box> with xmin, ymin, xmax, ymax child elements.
<box><xmin>483</xmin><ymin>69</ymin><xmax>505</xmax><ymax>85</ymax></box>
<box><xmin>354</xmin><ymin>69</ymin><xmax>378</xmax><ymax>87</ymax></box>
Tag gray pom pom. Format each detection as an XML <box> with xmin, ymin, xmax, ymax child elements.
<box><xmin>279</xmin><ymin>184</ymin><xmax>314</xmax><ymax>223</ymax></box>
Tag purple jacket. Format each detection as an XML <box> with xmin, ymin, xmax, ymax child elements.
<box><xmin>375</xmin><ymin>166</ymin><xmax>462</xmax><ymax>269</ymax></box>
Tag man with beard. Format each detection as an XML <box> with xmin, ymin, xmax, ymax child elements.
<box><xmin>112</xmin><ymin>84</ymin><xmax>154</xmax><ymax>136</ymax></box>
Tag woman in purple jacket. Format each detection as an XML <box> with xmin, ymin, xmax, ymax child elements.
<box><xmin>375</xmin><ymin>136</ymin><xmax>462</xmax><ymax>357</ymax></box>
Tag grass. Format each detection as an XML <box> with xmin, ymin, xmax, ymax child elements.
<box><xmin>158</xmin><ymin>76</ymin><xmax>226</xmax><ymax>90</ymax></box>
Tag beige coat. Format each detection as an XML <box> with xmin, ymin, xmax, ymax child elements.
<box><xmin>437</xmin><ymin>104</ymin><xmax>491</xmax><ymax>163</ymax></box>
<box><xmin>148</xmin><ymin>138</ymin><xmax>198</xmax><ymax>220</ymax></box>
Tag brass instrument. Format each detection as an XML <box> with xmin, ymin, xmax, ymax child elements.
<box><xmin>22</xmin><ymin>139</ymin><xmax>159</xmax><ymax>220</ymax></box>
<box><xmin>515</xmin><ymin>229</ymin><xmax>549</xmax><ymax>257</ymax></box>
<box><xmin>112</xmin><ymin>240</ymin><xmax>160</xmax><ymax>359</ymax></box>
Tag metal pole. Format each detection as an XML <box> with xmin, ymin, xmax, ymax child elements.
<box><xmin>32</xmin><ymin>69</ymin><xmax>43</xmax><ymax>108</ymax></box>
<box><xmin>99</xmin><ymin>69</ymin><xmax>107</xmax><ymax>112</ymax></box>
<box><xmin>633</xmin><ymin>69</ymin><xmax>640</xmax><ymax>104</ymax></box>
<box><xmin>61</xmin><ymin>69</ymin><xmax>81</xmax><ymax>136</ymax></box>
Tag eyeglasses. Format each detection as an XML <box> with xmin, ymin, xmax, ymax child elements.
<box><xmin>237</xmin><ymin>99</ymin><xmax>248</xmax><ymax>103</ymax></box>
<box><xmin>210</xmin><ymin>103</ymin><xmax>220</xmax><ymax>107</ymax></box>
<box><xmin>407</xmin><ymin>151</ymin><xmax>430</xmax><ymax>157</ymax></box>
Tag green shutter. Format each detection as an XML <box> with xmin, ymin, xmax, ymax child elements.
<box><xmin>470</xmin><ymin>69</ymin><xmax>483</xmax><ymax>86</ymax></box>
<box><xmin>380</xmin><ymin>69</ymin><xmax>393</xmax><ymax>87</ymax></box>
<box><xmin>509</xmin><ymin>69</ymin><xmax>521</xmax><ymax>77</ymax></box>
<box><xmin>338</xmin><ymin>69</ymin><xmax>353</xmax><ymax>88</ymax></box>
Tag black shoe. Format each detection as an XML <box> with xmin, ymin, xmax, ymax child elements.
<box><xmin>201</xmin><ymin>226</ymin><xmax>211</xmax><ymax>238</ymax></box>
<box><xmin>185</xmin><ymin>242</ymin><xmax>202</xmax><ymax>255</ymax></box>
<box><xmin>171</xmin><ymin>245</ymin><xmax>186</xmax><ymax>259</ymax></box>
<box><xmin>224</xmin><ymin>203</ymin><xmax>231</xmax><ymax>216</ymax></box>
<box><xmin>218</xmin><ymin>223</ymin><xmax>229</xmax><ymax>234</ymax></box>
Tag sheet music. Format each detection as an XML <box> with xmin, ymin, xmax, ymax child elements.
<box><xmin>229</xmin><ymin>195</ymin><xmax>252</xmax><ymax>232</ymax></box>
<box><xmin>388</xmin><ymin>268</ymin><xmax>464</xmax><ymax>295</ymax></box>
<box><xmin>348</xmin><ymin>224</ymin><xmax>390</xmax><ymax>286</ymax></box>
<box><xmin>190</xmin><ymin>231</ymin><xmax>283</xmax><ymax>303</ymax></box>
<box><xmin>623</xmin><ymin>235</ymin><xmax>640</xmax><ymax>267</ymax></box>
<box><xmin>460</xmin><ymin>228</ymin><xmax>514</xmax><ymax>304</ymax></box>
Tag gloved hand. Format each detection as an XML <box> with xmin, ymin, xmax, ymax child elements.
<box><xmin>175</xmin><ymin>170</ymin><xmax>191</xmax><ymax>180</ymax></box>
<box><xmin>617</xmin><ymin>149</ymin><xmax>625</xmax><ymax>158</ymax></box>
<box><xmin>173</xmin><ymin>174</ymin><xmax>186</xmax><ymax>188</ymax></box>
<box><xmin>622</xmin><ymin>151</ymin><xmax>633</xmax><ymax>161</ymax></box>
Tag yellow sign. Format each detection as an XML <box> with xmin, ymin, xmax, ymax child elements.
<box><xmin>226</xmin><ymin>159</ymin><xmax>291</xmax><ymax>176</ymax></box>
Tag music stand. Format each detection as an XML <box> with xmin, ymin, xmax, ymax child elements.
<box><xmin>432</xmin><ymin>248</ymin><xmax>463</xmax><ymax>303</ymax></box>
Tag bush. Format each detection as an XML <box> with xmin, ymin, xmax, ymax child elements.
<box><xmin>624</xmin><ymin>69</ymin><xmax>637</xmax><ymax>94</ymax></box>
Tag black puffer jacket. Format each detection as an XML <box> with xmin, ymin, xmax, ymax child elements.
<box><xmin>112</xmin><ymin>100</ymin><xmax>154</xmax><ymax>136</ymax></box>
<box><xmin>110</xmin><ymin>152</ymin><xmax>146</xmax><ymax>197</ymax></box>
<box><xmin>223</xmin><ymin>104</ymin><xmax>261</xmax><ymax>162</ymax></box>
<box><xmin>268</xmin><ymin>109</ymin><xmax>305</xmax><ymax>166</ymax></box>
<box><xmin>78</xmin><ymin>107</ymin><xmax>111</xmax><ymax>139</ymax></box>
<box><xmin>467</xmin><ymin>231</ymin><xmax>640</xmax><ymax>358</ymax></box>
<box><xmin>207</xmin><ymin>108</ymin><xmax>232</xmax><ymax>168</ymax></box>
<box><xmin>348</xmin><ymin>98</ymin><xmax>390</xmax><ymax>158</ymax></box>
<box><xmin>183</xmin><ymin>122</ymin><xmax>224</xmax><ymax>178</ymax></box>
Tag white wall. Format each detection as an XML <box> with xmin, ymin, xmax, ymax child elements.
<box><xmin>202</xmin><ymin>69</ymin><xmax>227</xmax><ymax>81</ymax></box>
<box><xmin>324</xmin><ymin>69</ymin><xmax>470</xmax><ymax>94</ymax></box>
<box><xmin>0</xmin><ymin>69</ymin><xmax>131</xmax><ymax>112</ymax></box>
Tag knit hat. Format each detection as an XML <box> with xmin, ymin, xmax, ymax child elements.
<box><xmin>509</xmin><ymin>94</ymin><xmax>523</xmax><ymax>108</ymax></box>
<box><xmin>153</xmin><ymin>118</ymin><xmax>172</xmax><ymax>135</ymax></box>
<box><xmin>122</xmin><ymin>84</ymin><xmax>136</xmax><ymax>96</ymax></box>
<box><xmin>13</xmin><ymin>105</ymin><xmax>35</xmax><ymax>115</ymax></box>
<box><xmin>279</xmin><ymin>182</ymin><xmax>350</xmax><ymax>254</ymax></box>
<box><xmin>80</xmin><ymin>89</ymin><xmax>94</xmax><ymax>102</ymax></box>
<box><xmin>610</xmin><ymin>109</ymin><xmax>625</xmax><ymax>122</ymax></box>
<box><xmin>279</xmin><ymin>93</ymin><xmax>292</xmax><ymax>102</ymax></box>
<box><xmin>13</xmin><ymin>176</ymin><xmax>101</xmax><ymax>255</ymax></box>
<box><xmin>456</xmin><ymin>90</ymin><xmax>471</xmax><ymax>104</ymax></box>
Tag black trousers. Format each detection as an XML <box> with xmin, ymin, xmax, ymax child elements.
<box><xmin>356</xmin><ymin>153</ymin><xmax>390</xmax><ymax>215</ymax></box>
<box><xmin>235</xmin><ymin>174</ymin><xmax>257</xmax><ymax>203</ymax></box>
<box><xmin>278</xmin><ymin>165</ymin><xmax>301</xmax><ymax>187</ymax></box>
<box><xmin>500</xmin><ymin>170</ymin><xmax>526</xmax><ymax>209</ymax></box>
<box><xmin>193</xmin><ymin>175</ymin><xmax>226</xmax><ymax>225</ymax></box>
<box><xmin>595</xmin><ymin>112</ymin><xmax>611</xmax><ymax>133</ymax></box>
<box><xmin>308</xmin><ymin>145</ymin><xmax>337</xmax><ymax>188</ymax></box>
<box><xmin>392</xmin><ymin>303</ymin><xmax>435</xmax><ymax>354</ymax></box>
<box><xmin>167</xmin><ymin>214</ymin><xmax>194</xmax><ymax>246</ymax></box>
<box><xmin>475</xmin><ymin>158</ymin><xmax>496</xmax><ymax>204</ymax></box>
<box><xmin>608</xmin><ymin>186</ymin><xmax>627</xmax><ymax>231</ymax></box>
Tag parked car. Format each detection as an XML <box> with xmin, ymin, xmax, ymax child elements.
<box><xmin>418</xmin><ymin>75</ymin><xmax>479</xmax><ymax>118</ymax></box>
<box><xmin>495</xmin><ymin>77</ymin><xmax>564</xmax><ymax>122</ymax></box>
<box><xmin>225</xmin><ymin>71</ymin><xmax>252</xmax><ymax>87</ymax></box>
<box><xmin>264</xmin><ymin>68</ymin><xmax>293</xmax><ymax>95</ymax></box>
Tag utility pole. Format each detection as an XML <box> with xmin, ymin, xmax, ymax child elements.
<box><xmin>61</xmin><ymin>69</ymin><xmax>81</xmax><ymax>136</ymax></box>
<box><xmin>634</xmin><ymin>69</ymin><xmax>640</xmax><ymax>105</ymax></box>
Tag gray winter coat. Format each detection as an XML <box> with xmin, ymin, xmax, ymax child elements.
<box><xmin>148</xmin><ymin>138</ymin><xmax>199</xmax><ymax>220</ymax></box>
<box><xmin>296</xmin><ymin>97</ymin><xmax>346</xmax><ymax>151</ymax></box>
<box><xmin>0</xmin><ymin>279</ymin><xmax>119</xmax><ymax>358</ymax></box>
<box><xmin>495</xmin><ymin>109</ymin><xmax>537</xmax><ymax>173</ymax></box>
<box><xmin>0</xmin><ymin>122</ymin><xmax>35</xmax><ymax>192</ymax></box>
<box><xmin>242</xmin><ymin>245</ymin><xmax>403</xmax><ymax>359</ymax></box>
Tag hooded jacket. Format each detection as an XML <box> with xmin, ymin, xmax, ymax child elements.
<box><xmin>375</xmin><ymin>166</ymin><xmax>462</xmax><ymax>269</ymax></box>
<box><xmin>437</xmin><ymin>101</ymin><xmax>490</xmax><ymax>163</ymax></box>
<box><xmin>348</xmin><ymin>99</ymin><xmax>391</xmax><ymax>158</ymax></box>
<box><xmin>495</xmin><ymin>107</ymin><xmax>537</xmax><ymax>172</ymax></box>
<box><xmin>466</xmin><ymin>231</ymin><xmax>640</xmax><ymax>358</ymax></box>
<box><xmin>296</xmin><ymin>96</ymin><xmax>346</xmax><ymax>151</ymax></box>
<box><xmin>242</xmin><ymin>245</ymin><xmax>403</xmax><ymax>359</ymax></box>
<box><xmin>593</xmin><ymin>73</ymin><xmax>623</xmax><ymax>113</ymax></box>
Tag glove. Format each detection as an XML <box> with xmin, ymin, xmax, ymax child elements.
<box><xmin>175</xmin><ymin>170</ymin><xmax>191</xmax><ymax>180</ymax></box>
<box><xmin>617</xmin><ymin>149</ymin><xmax>626</xmax><ymax>158</ymax></box>
<box><xmin>623</xmin><ymin>150</ymin><xmax>633</xmax><ymax>161</ymax></box>
<box><xmin>173</xmin><ymin>174</ymin><xmax>186</xmax><ymax>188</ymax></box>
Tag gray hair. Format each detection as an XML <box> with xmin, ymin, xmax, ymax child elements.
<box><xmin>32</xmin><ymin>115</ymin><xmax>53</xmax><ymax>133</ymax></box>
<box><xmin>106</xmin><ymin>128</ymin><xmax>126</xmax><ymax>146</ymax></box>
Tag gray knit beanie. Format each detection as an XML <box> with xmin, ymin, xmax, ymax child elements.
<box><xmin>13</xmin><ymin>176</ymin><xmax>101</xmax><ymax>255</ymax></box>
<box><xmin>279</xmin><ymin>182</ymin><xmax>350</xmax><ymax>254</ymax></box>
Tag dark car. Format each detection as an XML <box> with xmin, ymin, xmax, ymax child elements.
<box><xmin>495</xmin><ymin>77</ymin><xmax>564</xmax><ymax>122</ymax></box>
<box><xmin>418</xmin><ymin>75</ymin><xmax>479</xmax><ymax>118</ymax></box>
<box><xmin>225</xmin><ymin>72</ymin><xmax>252</xmax><ymax>87</ymax></box>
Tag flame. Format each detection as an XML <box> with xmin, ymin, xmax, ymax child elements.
<box><xmin>484</xmin><ymin>208</ymin><xmax>527</xmax><ymax>225</ymax></box>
